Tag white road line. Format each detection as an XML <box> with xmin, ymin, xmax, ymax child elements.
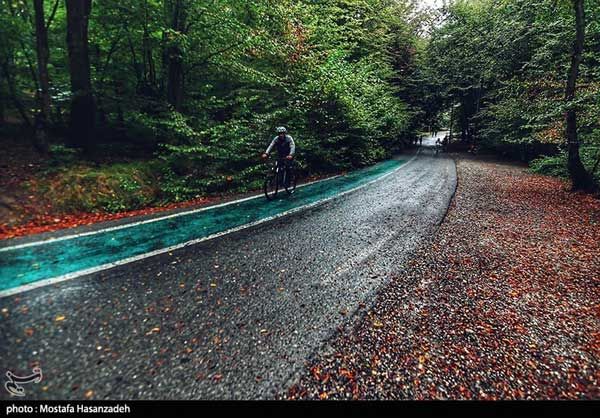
<box><xmin>0</xmin><ymin>154</ymin><xmax>419</xmax><ymax>298</ymax></box>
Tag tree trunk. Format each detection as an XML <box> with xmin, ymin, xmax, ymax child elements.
<box><xmin>125</xmin><ymin>30</ymin><xmax>142</xmax><ymax>85</ymax></box>
<box><xmin>166</xmin><ymin>0</ymin><xmax>186</xmax><ymax>111</ymax></box>
<box><xmin>565</xmin><ymin>0</ymin><xmax>596</xmax><ymax>191</ymax></box>
<box><xmin>142</xmin><ymin>0</ymin><xmax>156</xmax><ymax>89</ymax></box>
<box><xmin>33</xmin><ymin>0</ymin><xmax>50</xmax><ymax>153</ymax></box>
<box><xmin>448</xmin><ymin>102</ymin><xmax>454</xmax><ymax>142</ymax></box>
<box><xmin>0</xmin><ymin>76</ymin><xmax>5</xmax><ymax>124</ymax></box>
<box><xmin>65</xmin><ymin>0</ymin><xmax>95</xmax><ymax>155</ymax></box>
<box><xmin>1</xmin><ymin>60</ymin><xmax>31</xmax><ymax>127</ymax></box>
<box><xmin>167</xmin><ymin>50</ymin><xmax>184</xmax><ymax>110</ymax></box>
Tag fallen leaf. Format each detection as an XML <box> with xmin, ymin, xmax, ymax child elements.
<box><xmin>146</xmin><ymin>327</ymin><xmax>160</xmax><ymax>335</ymax></box>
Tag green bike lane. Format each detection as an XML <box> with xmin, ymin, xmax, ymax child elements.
<box><xmin>0</xmin><ymin>158</ymin><xmax>408</xmax><ymax>296</ymax></box>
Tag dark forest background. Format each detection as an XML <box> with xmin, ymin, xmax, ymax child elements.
<box><xmin>0</xmin><ymin>0</ymin><xmax>598</xmax><ymax>219</ymax></box>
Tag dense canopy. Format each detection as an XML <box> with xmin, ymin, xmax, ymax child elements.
<box><xmin>0</xmin><ymin>0</ymin><xmax>598</xmax><ymax>217</ymax></box>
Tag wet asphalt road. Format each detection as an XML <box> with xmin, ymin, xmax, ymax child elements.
<box><xmin>0</xmin><ymin>148</ymin><xmax>456</xmax><ymax>400</ymax></box>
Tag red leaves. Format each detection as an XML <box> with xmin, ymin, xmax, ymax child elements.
<box><xmin>310</xmin><ymin>366</ymin><xmax>330</xmax><ymax>384</ymax></box>
<box><xmin>0</xmin><ymin>196</ymin><xmax>217</xmax><ymax>240</ymax></box>
<box><xmin>310</xmin><ymin>365</ymin><xmax>321</xmax><ymax>381</ymax></box>
<box><xmin>339</xmin><ymin>368</ymin><xmax>355</xmax><ymax>380</ymax></box>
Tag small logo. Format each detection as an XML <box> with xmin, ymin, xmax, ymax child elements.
<box><xmin>4</xmin><ymin>367</ymin><xmax>43</xmax><ymax>397</ymax></box>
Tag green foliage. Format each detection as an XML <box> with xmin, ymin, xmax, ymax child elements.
<box><xmin>426</xmin><ymin>0</ymin><xmax>600</xmax><ymax>180</ymax></box>
<box><xmin>530</xmin><ymin>146</ymin><xmax>600</xmax><ymax>182</ymax></box>
<box><xmin>529</xmin><ymin>153</ymin><xmax>570</xmax><ymax>179</ymax></box>
<box><xmin>124</xmin><ymin>110</ymin><xmax>202</xmax><ymax>146</ymax></box>
<box><xmin>2</xmin><ymin>0</ymin><xmax>429</xmax><ymax>213</ymax></box>
<box><xmin>429</xmin><ymin>0</ymin><xmax>600</xmax><ymax>151</ymax></box>
<box><xmin>41</xmin><ymin>162</ymin><xmax>162</xmax><ymax>213</ymax></box>
<box><xmin>47</xmin><ymin>144</ymin><xmax>80</xmax><ymax>167</ymax></box>
<box><xmin>295</xmin><ymin>51</ymin><xmax>409</xmax><ymax>167</ymax></box>
<box><xmin>123</xmin><ymin>0</ymin><xmax>421</xmax><ymax>199</ymax></box>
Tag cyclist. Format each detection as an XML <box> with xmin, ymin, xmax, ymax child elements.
<box><xmin>442</xmin><ymin>135</ymin><xmax>449</xmax><ymax>152</ymax></box>
<box><xmin>435</xmin><ymin>137</ymin><xmax>443</xmax><ymax>154</ymax></box>
<box><xmin>262</xmin><ymin>126</ymin><xmax>296</xmax><ymax>190</ymax></box>
<box><xmin>262</xmin><ymin>127</ymin><xmax>295</xmax><ymax>161</ymax></box>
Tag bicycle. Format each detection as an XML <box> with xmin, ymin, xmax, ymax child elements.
<box><xmin>263</xmin><ymin>158</ymin><xmax>297</xmax><ymax>200</ymax></box>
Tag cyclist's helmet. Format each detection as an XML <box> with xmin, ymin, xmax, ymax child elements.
<box><xmin>276</xmin><ymin>126</ymin><xmax>287</xmax><ymax>134</ymax></box>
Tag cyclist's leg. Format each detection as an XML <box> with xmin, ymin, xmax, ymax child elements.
<box><xmin>277</xmin><ymin>158</ymin><xmax>285</xmax><ymax>185</ymax></box>
<box><xmin>286</xmin><ymin>159</ymin><xmax>295</xmax><ymax>188</ymax></box>
<box><xmin>282</xmin><ymin>159</ymin><xmax>291</xmax><ymax>187</ymax></box>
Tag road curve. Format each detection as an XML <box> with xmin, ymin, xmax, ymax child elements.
<box><xmin>0</xmin><ymin>148</ymin><xmax>456</xmax><ymax>400</ymax></box>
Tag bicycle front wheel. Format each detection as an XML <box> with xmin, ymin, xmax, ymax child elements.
<box><xmin>264</xmin><ymin>173</ymin><xmax>279</xmax><ymax>200</ymax></box>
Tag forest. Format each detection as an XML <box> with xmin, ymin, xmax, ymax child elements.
<box><xmin>0</xmin><ymin>0</ymin><xmax>598</xmax><ymax>224</ymax></box>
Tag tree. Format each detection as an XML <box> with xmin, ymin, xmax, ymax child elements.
<box><xmin>32</xmin><ymin>0</ymin><xmax>57</xmax><ymax>153</ymax></box>
<box><xmin>165</xmin><ymin>0</ymin><xmax>186</xmax><ymax>110</ymax></box>
<box><xmin>65</xmin><ymin>0</ymin><xmax>95</xmax><ymax>155</ymax></box>
<box><xmin>1</xmin><ymin>0</ymin><xmax>427</xmax><ymax>206</ymax></box>
<box><xmin>1</xmin><ymin>0</ymin><xmax>32</xmax><ymax>127</ymax></box>
<box><xmin>565</xmin><ymin>0</ymin><xmax>596</xmax><ymax>191</ymax></box>
<box><xmin>424</xmin><ymin>0</ymin><xmax>599</xmax><ymax>189</ymax></box>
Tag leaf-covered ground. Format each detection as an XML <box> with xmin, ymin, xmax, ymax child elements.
<box><xmin>286</xmin><ymin>156</ymin><xmax>600</xmax><ymax>400</ymax></box>
<box><xmin>0</xmin><ymin>137</ymin><xmax>222</xmax><ymax>240</ymax></box>
<box><xmin>0</xmin><ymin>195</ymin><xmax>217</xmax><ymax>241</ymax></box>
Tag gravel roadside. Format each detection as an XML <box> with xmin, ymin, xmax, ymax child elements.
<box><xmin>285</xmin><ymin>156</ymin><xmax>600</xmax><ymax>400</ymax></box>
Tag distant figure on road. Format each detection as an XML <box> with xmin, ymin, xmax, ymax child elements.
<box><xmin>442</xmin><ymin>135</ymin><xmax>449</xmax><ymax>152</ymax></box>
<box><xmin>435</xmin><ymin>137</ymin><xmax>442</xmax><ymax>155</ymax></box>
<box><xmin>468</xmin><ymin>143</ymin><xmax>478</xmax><ymax>155</ymax></box>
